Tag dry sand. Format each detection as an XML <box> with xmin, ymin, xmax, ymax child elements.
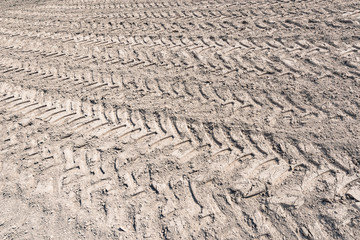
<box><xmin>0</xmin><ymin>0</ymin><xmax>360</xmax><ymax>239</ymax></box>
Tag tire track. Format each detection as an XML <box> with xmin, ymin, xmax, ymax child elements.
<box><xmin>1</xmin><ymin>0</ymin><xmax>359</xmax><ymax>238</ymax></box>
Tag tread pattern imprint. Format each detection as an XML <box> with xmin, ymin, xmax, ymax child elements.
<box><xmin>0</xmin><ymin>0</ymin><xmax>360</xmax><ymax>239</ymax></box>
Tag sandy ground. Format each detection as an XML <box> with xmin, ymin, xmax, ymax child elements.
<box><xmin>0</xmin><ymin>0</ymin><xmax>360</xmax><ymax>239</ymax></box>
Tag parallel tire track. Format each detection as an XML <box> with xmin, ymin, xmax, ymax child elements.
<box><xmin>1</xmin><ymin>0</ymin><xmax>359</xmax><ymax>239</ymax></box>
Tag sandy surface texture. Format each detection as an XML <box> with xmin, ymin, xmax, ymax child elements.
<box><xmin>0</xmin><ymin>0</ymin><xmax>360</xmax><ymax>239</ymax></box>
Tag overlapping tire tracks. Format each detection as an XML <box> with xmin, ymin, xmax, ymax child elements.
<box><xmin>0</xmin><ymin>0</ymin><xmax>360</xmax><ymax>239</ymax></box>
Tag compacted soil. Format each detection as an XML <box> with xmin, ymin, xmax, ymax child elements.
<box><xmin>0</xmin><ymin>0</ymin><xmax>360</xmax><ymax>239</ymax></box>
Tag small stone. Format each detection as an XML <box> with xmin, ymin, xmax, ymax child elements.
<box><xmin>300</xmin><ymin>226</ymin><xmax>310</xmax><ymax>237</ymax></box>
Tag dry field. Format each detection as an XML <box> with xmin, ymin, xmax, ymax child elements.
<box><xmin>0</xmin><ymin>0</ymin><xmax>360</xmax><ymax>239</ymax></box>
